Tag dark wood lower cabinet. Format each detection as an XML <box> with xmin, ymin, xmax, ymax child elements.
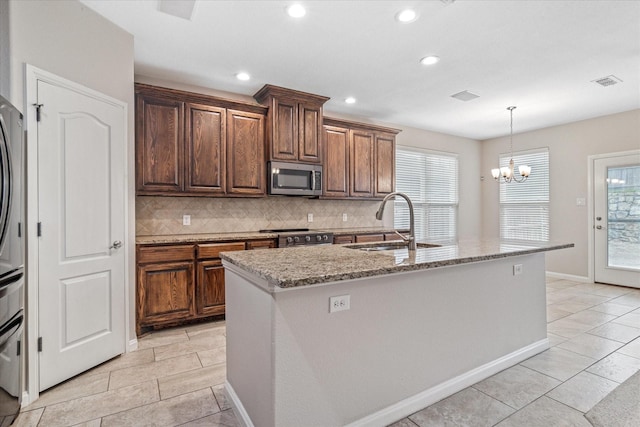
<box><xmin>136</xmin><ymin>244</ymin><xmax>196</xmax><ymax>335</ymax></box>
<box><xmin>196</xmin><ymin>259</ymin><xmax>226</xmax><ymax>317</ymax></box>
<box><xmin>195</xmin><ymin>241</ymin><xmax>246</xmax><ymax>318</ymax></box>
<box><xmin>137</xmin><ymin>240</ymin><xmax>248</xmax><ymax>335</ymax></box>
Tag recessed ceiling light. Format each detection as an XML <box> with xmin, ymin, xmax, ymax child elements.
<box><xmin>395</xmin><ymin>9</ymin><xmax>418</xmax><ymax>23</ymax></box>
<box><xmin>286</xmin><ymin>4</ymin><xmax>306</xmax><ymax>18</ymax></box>
<box><xmin>236</xmin><ymin>72</ymin><xmax>250</xmax><ymax>81</ymax></box>
<box><xmin>420</xmin><ymin>56</ymin><xmax>440</xmax><ymax>66</ymax></box>
<box><xmin>345</xmin><ymin>97</ymin><xmax>356</xmax><ymax>104</ymax></box>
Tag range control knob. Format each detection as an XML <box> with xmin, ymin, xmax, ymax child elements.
<box><xmin>286</xmin><ymin>237</ymin><xmax>294</xmax><ymax>244</ymax></box>
<box><xmin>316</xmin><ymin>235</ymin><xmax>322</xmax><ymax>242</ymax></box>
<box><xmin>305</xmin><ymin>235</ymin><xmax>311</xmax><ymax>242</ymax></box>
<box><xmin>294</xmin><ymin>236</ymin><xmax>300</xmax><ymax>243</ymax></box>
<box><xmin>323</xmin><ymin>235</ymin><xmax>329</xmax><ymax>241</ymax></box>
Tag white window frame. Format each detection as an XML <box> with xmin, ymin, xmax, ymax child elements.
<box><xmin>499</xmin><ymin>147</ymin><xmax>550</xmax><ymax>241</ymax></box>
<box><xmin>394</xmin><ymin>146</ymin><xmax>459</xmax><ymax>243</ymax></box>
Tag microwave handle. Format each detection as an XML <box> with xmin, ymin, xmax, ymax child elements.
<box><xmin>311</xmin><ymin>170</ymin><xmax>316</xmax><ymax>190</ymax></box>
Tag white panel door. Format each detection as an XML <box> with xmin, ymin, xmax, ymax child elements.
<box><xmin>36</xmin><ymin>79</ymin><xmax>126</xmax><ymax>391</ymax></box>
<box><xmin>594</xmin><ymin>153</ymin><xmax>640</xmax><ymax>288</ymax></box>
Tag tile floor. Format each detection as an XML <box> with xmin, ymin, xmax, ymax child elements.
<box><xmin>12</xmin><ymin>277</ymin><xmax>640</xmax><ymax>427</ymax></box>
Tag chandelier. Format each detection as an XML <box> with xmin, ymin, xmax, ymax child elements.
<box><xmin>491</xmin><ymin>106</ymin><xmax>531</xmax><ymax>183</ymax></box>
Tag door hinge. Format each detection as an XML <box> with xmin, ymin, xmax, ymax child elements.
<box><xmin>17</xmin><ymin>340</ymin><xmax>21</xmax><ymax>357</ymax></box>
<box><xmin>37</xmin><ymin>222</ymin><xmax>42</xmax><ymax>237</ymax></box>
<box><xmin>17</xmin><ymin>222</ymin><xmax>21</xmax><ymax>238</ymax></box>
<box><xmin>33</xmin><ymin>103</ymin><xmax>44</xmax><ymax>122</ymax></box>
<box><xmin>37</xmin><ymin>337</ymin><xmax>43</xmax><ymax>352</ymax></box>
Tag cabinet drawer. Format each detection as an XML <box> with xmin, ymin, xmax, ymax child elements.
<box><xmin>198</xmin><ymin>242</ymin><xmax>246</xmax><ymax>259</ymax></box>
<box><xmin>333</xmin><ymin>235</ymin><xmax>355</xmax><ymax>244</ymax></box>
<box><xmin>355</xmin><ymin>234</ymin><xmax>385</xmax><ymax>243</ymax></box>
<box><xmin>385</xmin><ymin>233</ymin><xmax>408</xmax><ymax>241</ymax></box>
<box><xmin>137</xmin><ymin>244</ymin><xmax>195</xmax><ymax>264</ymax></box>
<box><xmin>246</xmin><ymin>239</ymin><xmax>277</xmax><ymax>250</ymax></box>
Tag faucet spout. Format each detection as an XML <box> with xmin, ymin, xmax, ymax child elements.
<box><xmin>375</xmin><ymin>192</ymin><xmax>416</xmax><ymax>251</ymax></box>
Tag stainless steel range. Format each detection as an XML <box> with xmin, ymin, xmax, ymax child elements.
<box><xmin>260</xmin><ymin>228</ymin><xmax>333</xmax><ymax>248</ymax></box>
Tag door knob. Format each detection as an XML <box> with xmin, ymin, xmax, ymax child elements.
<box><xmin>110</xmin><ymin>240</ymin><xmax>122</xmax><ymax>249</ymax></box>
<box><xmin>596</xmin><ymin>216</ymin><xmax>602</xmax><ymax>221</ymax></box>
<box><xmin>596</xmin><ymin>225</ymin><xmax>603</xmax><ymax>230</ymax></box>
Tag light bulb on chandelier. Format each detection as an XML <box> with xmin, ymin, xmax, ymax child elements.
<box><xmin>491</xmin><ymin>106</ymin><xmax>531</xmax><ymax>183</ymax></box>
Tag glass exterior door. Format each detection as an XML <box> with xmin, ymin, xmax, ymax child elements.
<box><xmin>594</xmin><ymin>154</ymin><xmax>640</xmax><ymax>287</ymax></box>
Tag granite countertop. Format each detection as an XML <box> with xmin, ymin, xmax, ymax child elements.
<box><xmin>220</xmin><ymin>239</ymin><xmax>574</xmax><ymax>291</ymax></box>
<box><xmin>136</xmin><ymin>231</ymin><xmax>279</xmax><ymax>245</ymax></box>
<box><xmin>135</xmin><ymin>228</ymin><xmax>404</xmax><ymax>245</ymax></box>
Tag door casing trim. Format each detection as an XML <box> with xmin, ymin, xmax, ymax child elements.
<box><xmin>24</xmin><ymin>64</ymin><xmax>129</xmax><ymax>405</ymax></box>
<box><xmin>587</xmin><ymin>149</ymin><xmax>640</xmax><ymax>285</ymax></box>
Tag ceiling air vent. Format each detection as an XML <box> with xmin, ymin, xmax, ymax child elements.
<box><xmin>592</xmin><ymin>75</ymin><xmax>623</xmax><ymax>87</ymax></box>
<box><xmin>451</xmin><ymin>90</ymin><xmax>479</xmax><ymax>102</ymax></box>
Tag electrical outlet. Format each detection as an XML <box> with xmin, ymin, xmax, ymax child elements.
<box><xmin>307</xmin><ymin>213</ymin><xmax>314</xmax><ymax>222</ymax></box>
<box><xmin>513</xmin><ymin>264</ymin><xmax>523</xmax><ymax>276</ymax></box>
<box><xmin>329</xmin><ymin>295</ymin><xmax>350</xmax><ymax>313</ymax></box>
<box><xmin>342</xmin><ymin>213</ymin><xmax>348</xmax><ymax>222</ymax></box>
<box><xmin>183</xmin><ymin>215</ymin><xmax>191</xmax><ymax>226</ymax></box>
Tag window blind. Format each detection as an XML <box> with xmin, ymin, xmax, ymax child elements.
<box><xmin>499</xmin><ymin>148</ymin><xmax>550</xmax><ymax>241</ymax></box>
<box><xmin>394</xmin><ymin>147</ymin><xmax>458</xmax><ymax>242</ymax></box>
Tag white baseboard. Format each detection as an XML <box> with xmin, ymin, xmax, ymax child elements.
<box><xmin>225</xmin><ymin>380</ymin><xmax>254</xmax><ymax>427</ymax></box>
<box><xmin>546</xmin><ymin>271</ymin><xmax>591</xmax><ymax>283</ymax></box>
<box><xmin>20</xmin><ymin>391</ymin><xmax>30</xmax><ymax>407</ymax></box>
<box><xmin>345</xmin><ymin>339</ymin><xmax>550</xmax><ymax>427</ymax></box>
<box><xmin>127</xmin><ymin>338</ymin><xmax>138</xmax><ymax>352</ymax></box>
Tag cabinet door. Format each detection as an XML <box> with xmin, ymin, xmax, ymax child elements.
<box><xmin>136</xmin><ymin>94</ymin><xmax>184</xmax><ymax>193</ymax></box>
<box><xmin>374</xmin><ymin>132</ymin><xmax>395</xmax><ymax>197</ymax></box>
<box><xmin>227</xmin><ymin>109</ymin><xmax>266</xmax><ymax>195</ymax></box>
<box><xmin>350</xmin><ymin>129</ymin><xmax>374</xmax><ymax>198</ymax></box>
<box><xmin>137</xmin><ymin>261</ymin><xmax>194</xmax><ymax>328</ymax></box>
<box><xmin>185</xmin><ymin>103</ymin><xmax>226</xmax><ymax>194</ymax></box>
<box><xmin>271</xmin><ymin>98</ymin><xmax>298</xmax><ymax>161</ymax></box>
<box><xmin>298</xmin><ymin>103</ymin><xmax>322</xmax><ymax>163</ymax></box>
<box><xmin>196</xmin><ymin>259</ymin><xmax>226</xmax><ymax>317</ymax></box>
<box><xmin>323</xmin><ymin>125</ymin><xmax>350</xmax><ymax>197</ymax></box>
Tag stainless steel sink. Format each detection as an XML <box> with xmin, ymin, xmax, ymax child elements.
<box><xmin>345</xmin><ymin>242</ymin><xmax>441</xmax><ymax>252</ymax></box>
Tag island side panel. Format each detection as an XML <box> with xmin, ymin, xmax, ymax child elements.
<box><xmin>270</xmin><ymin>253</ymin><xmax>547</xmax><ymax>426</ymax></box>
<box><xmin>225</xmin><ymin>268</ymin><xmax>275</xmax><ymax>427</ymax></box>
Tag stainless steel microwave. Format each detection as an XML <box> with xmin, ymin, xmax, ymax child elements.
<box><xmin>268</xmin><ymin>161</ymin><xmax>322</xmax><ymax>196</ymax></box>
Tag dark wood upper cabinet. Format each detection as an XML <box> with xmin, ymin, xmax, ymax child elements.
<box><xmin>135</xmin><ymin>84</ymin><xmax>267</xmax><ymax>197</ymax></box>
<box><xmin>323</xmin><ymin>125</ymin><xmax>350</xmax><ymax>197</ymax></box>
<box><xmin>254</xmin><ymin>85</ymin><xmax>329</xmax><ymax>164</ymax></box>
<box><xmin>323</xmin><ymin>117</ymin><xmax>400</xmax><ymax>200</ymax></box>
<box><xmin>185</xmin><ymin>103</ymin><xmax>226</xmax><ymax>194</ymax></box>
<box><xmin>374</xmin><ymin>132</ymin><xmax>396</xmax><ymax>197</ymax></box>
<box><xmin>227</xmin><ymin>109</ymin><xmax>266</xmax><ymax>195</ymax></box>
<box><xmin>350</xmin><ymin>128</ymin><xmax>375</xmax><ymax>198</ymax></box>
<box><xmin>135</xmin><ymin>93</ymin><xmax>184</xmax><ymax>193</ymax></box>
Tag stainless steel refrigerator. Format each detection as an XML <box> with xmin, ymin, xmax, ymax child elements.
<box><xmin>0</xmin><ymin>94</ymin><xmax>25</xmax><ymax>425</ymax></box>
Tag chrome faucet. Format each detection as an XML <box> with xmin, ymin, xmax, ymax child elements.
<box><xmin>375</xmin><ymin>192</ymin><xmax>416</xmax><ymax>251</ymax></box>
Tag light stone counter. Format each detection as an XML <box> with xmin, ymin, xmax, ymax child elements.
<box><xmin>220</xmin><ymin>238</ymin><xmax>574</xmax><ymax>290</ymax></box>
<box><xmin>135</xmin><ymin>232</ymin><xmax>279</xmax><ymax>245</ymax></box>
<box><xmin>135</xmin><ymin>228</ymin><xmax>403</xmax><ymax>245</ymax></box>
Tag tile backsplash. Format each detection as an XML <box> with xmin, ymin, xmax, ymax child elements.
<box><xmin>136</xmin><ymin>196</ymin><xmax>387</xmax><ymax>235</ymax></box>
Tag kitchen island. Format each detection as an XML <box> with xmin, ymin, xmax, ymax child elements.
<box><xmin>221</xmin><ymin>239</ymin><xmax>573</xmax><ymax>427</ymax></box>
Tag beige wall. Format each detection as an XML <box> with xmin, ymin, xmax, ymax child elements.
<box><xmin>9</xmin><ymin>0</ymin><xmax>137</xmax><ymax>351</ymax></box>
<box><xmin>481</xmin><ymin>109</ymin><xmax>640</xmax><ymax>278</ymax></box>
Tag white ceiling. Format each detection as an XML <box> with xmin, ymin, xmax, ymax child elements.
<box><xmin>80</xmin><ymin>0</ymin><xmax>640</xmax><ymax>140</ymax></box>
